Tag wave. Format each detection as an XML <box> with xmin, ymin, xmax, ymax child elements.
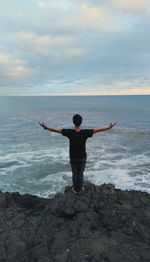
<box><xmin>0</xmin><ymin>142</ymin><xmax>149</xmax><ymax>197</ymax></box>
<box><xmin>115</xmin><ymin>127</ymin><xmax>150</xmax><ymax>136</ymax></box>
<box><xmin>0</xmin><ymin>161</ymin><xmax>22</xmax><ymax>169</ymax></box>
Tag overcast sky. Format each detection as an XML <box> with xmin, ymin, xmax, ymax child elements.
<box><xmin>0</xmin><ymin>0</ymin><xmax>150</xmax><ymax>95</ymax></box>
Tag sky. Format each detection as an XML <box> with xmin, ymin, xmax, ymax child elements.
<box><xmin>0</xmin><ymin>0</ymin><xmax>150</xmax><ymax>96</ymax></box>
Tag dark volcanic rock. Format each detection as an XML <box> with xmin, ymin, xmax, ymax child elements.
<box><xmin>0</xmin><ymin>182</ymin><xmax>150</xmax><ymax>261</ymax></box>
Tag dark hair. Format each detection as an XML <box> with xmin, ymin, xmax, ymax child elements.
<box><xmin>73</xmin><ymin>114</ymin><xmax>82</xmax><ymax>126</ymax></box>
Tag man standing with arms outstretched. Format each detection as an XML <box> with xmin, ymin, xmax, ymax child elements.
<box><xmin>39</xmin><ymin>114</ymin><xmax>116</xmax><ymax>193</ymax></box>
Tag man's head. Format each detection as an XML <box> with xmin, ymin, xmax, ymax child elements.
<box><xmin>73</xmin><ymin>114</ymin><xmax>82</xmax><ymax>127</ymax></box>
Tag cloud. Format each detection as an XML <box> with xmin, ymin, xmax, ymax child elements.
<box><xmin>35</xmin><ymin>0</ymin><xmax>150</xmax><ymax>32</ymax></box>
<box><xmin>37</xmin><ymin>0</ymin><xmax>46</xmax><ymax>8</ymax></box>
<box><xmin>35</xmin><ymin>0</ymin><xmax>122</xmax><ymax>32</ymax></box>
<box><xmin>0</xmin><ymin>0</ymin><xmax>150</xmax><ymax>95</ymax></box>
<box><xmin>15</xmin><ymin>31</ymin><xmax>86</xmax><ymax>61</ymax></box>
<box><xmin>36</xmin><ymin>0</ymin><xmax>75</xmax><ymax>10</ymax></box>
<box><xmin>0</xmin><ymin>51</ymin><xmax>36</xmax><ymax>84</ymax></box>
<box><xmin>113</xmin><ymin>0</ymin><xmax>150</xmax><ymax>14</ymax></box>
<box><xmin>79</xmin><ymin>3</ymin><xmax>104</xmax><ymax>24</ymax></box>
<box><xmin>87</xmin><ymin>80</ymin><xmax>150</xmax><ymax>95</ymax></box>
<box><xmin>16</xmin><ymin>31</ymin><xmax>73</xmax><ymax>48</ymax></box>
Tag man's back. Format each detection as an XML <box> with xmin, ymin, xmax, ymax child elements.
<box><xmin>62</xmin><ymin>129</ymin><xmax>93</xmax><ymax>159</ymax></box>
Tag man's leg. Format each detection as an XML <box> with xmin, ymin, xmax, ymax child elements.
<box><xmin>70</xmin><ymin>160</ymin><xmax>78</xmax><ymax>192</ymax></box>
<box><xmin>76</xmin><ymin>159</ymin><xmax>86</xmax><ymax>192</ymax></box>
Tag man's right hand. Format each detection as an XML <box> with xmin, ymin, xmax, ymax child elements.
<box><xmin>39</xmin><ymin>121</ymin><xmax>47</xmax><ymax>130</ymax></box>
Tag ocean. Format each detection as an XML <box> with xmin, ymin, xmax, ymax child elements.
<box><xmin>0</xmin><ymin>95</ymin><xmax>150</xmax><ymax>197</ymax></box>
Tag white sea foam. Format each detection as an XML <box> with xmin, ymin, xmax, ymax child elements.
<box><xmin>87</xmin><ymin>168</ymin><xmax>133</xmax><ymax>186</ymax></box>
<box><xmin>0</xmin><ymin>171</ymin><xmax>72</xmax><ymax>198</ymax></box>
<box><xmin>0</xmin><ymin>147</ymin><xmax>68</xmax><ymax>169</ymax></box>
<box><xmin>0</xmin><ymin>143</ymin><xmax>150</xmax><ymax>196</ymax></box>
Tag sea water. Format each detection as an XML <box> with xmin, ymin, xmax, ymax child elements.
<box><xmin>0</xmin><ymin>95</ymin><xmax>150</xmax><ymax>197</ymax></box>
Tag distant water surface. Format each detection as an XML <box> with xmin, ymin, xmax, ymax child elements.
<box><xmin>0</xmin><ymin>95</ymin><xmax>150</xmax><ymax>197</ymax></box>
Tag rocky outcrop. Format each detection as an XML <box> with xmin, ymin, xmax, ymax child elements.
<box><xmin>0</xmin><ymin>182</ymin><xmax>150</xmax><ymax>262</ymax></box>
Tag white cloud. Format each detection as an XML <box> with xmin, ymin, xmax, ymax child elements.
<box><xmin>35</xmin><ymin>0</ymin><xmax>123</xmax><ymax>32</ymax></box>
<box><xmin>0</xmin><ymin>0</ymin><xmax>150</xmax><ymax>95</ymax></box>
<box><xmin>37</xmin><ymin>0</ymin><xmax>46</xmax><ymax>8</ymax></box>
<box><xmin>113</xmin><ymin>0</ymin><xmax>150</xmax><ymax>14</ymax></box>
<box><xmin>0</xmin><ymin>53</ymin><xmax>11</xmax><ymax>64</ymax></box>
<box><xmin>79</xmin><ymin>3</ymin><xmax>104</xmax><ymax>24</ymax></box>
<box><xmin>0</xmin><ymin>51</ymin><xmax>35</xmax><ymax>79</ymax></box>
<box><xmin>15</xmin><ymin>31</ymin><xmax>86</xmax><ymax>61</ymax></box>
<box><xmin>88</xmin><ymin>80</ymin><xmax>150</xmax><ymax>95</ymax></box>
<box><xmin>36</xmin><ymin>0</ymin><xmax>74</xmax><ymax>10</ymax></box>
<box><xmin>16</xmin><ymin>31</ymin><xmax>73</xmax><ymax>47</ymax></box>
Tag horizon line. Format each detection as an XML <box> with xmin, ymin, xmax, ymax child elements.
<box><xmin>0</xmin><ymin>94</ymin><xmax>150</xmax><ymax>97</ymax></box>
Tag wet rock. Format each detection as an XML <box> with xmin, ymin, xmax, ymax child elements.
<box><xmin>0</xmin><ymin>182</ymin><xmax>150</xmax><ymax>261</ymax></box>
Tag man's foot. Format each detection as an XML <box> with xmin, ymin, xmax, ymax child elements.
<box><xmin>72</xmin><ymin>186</ymin><xmax>85</xmax><ymax>194</ymax></box>
<box><xmin>72</xmin><ymin>187</ymin><xmax>78</xmax><ymax>194</ymax></box>
<box><xmin>78</xmin><ymin>187</ymin><xmax>85</xmax><ymax>193</ymax></box>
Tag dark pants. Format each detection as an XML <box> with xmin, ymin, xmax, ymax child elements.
<box><xmin>70</xmin><ymin>158</ymin><xmax>86</xmax><ymax>192</ymax></box>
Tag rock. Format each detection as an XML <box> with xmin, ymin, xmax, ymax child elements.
<box><xmin>0</xmin><ymin>182</ymin><xmax>150</xmax><ymax>261</ymax></box>
<box><xmin>55</xmin><ymin>251</ymin><xmax>69</xmax><ymax>262</ymax></box>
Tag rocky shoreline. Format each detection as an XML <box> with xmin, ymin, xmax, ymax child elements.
<box><xmin>0</xmin><ymin>182</ymin><xmax>150</xmax><ymax>262</ymax></box>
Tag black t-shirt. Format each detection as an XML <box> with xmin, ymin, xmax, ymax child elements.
<box><xmin>62</xmin><ymin>129</ymin><xmax>93</xmax><ymax>159</ymax></box>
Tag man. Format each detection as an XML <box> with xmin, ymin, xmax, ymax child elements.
<box><xmin>39</xmin><ymin>114</ymin><xmax>116</xmax><ymax>193</ymax></box>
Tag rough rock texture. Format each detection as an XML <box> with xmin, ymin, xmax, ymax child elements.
<box><xmin>0</xmin><ymin>182</ymin><xmax>150</xmax><ymax>262</ymax></box>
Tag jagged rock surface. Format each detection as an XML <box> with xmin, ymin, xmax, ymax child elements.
<box><xmin>0</xmin><ymin>182</ymin><xmax>150</xmax><ymax>262</ymax></box>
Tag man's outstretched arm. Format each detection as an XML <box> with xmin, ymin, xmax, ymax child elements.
<box><xmin>39</xmin><ymin>122</ymin><xmax>62</xmax><ymax>134</ymax></box>
<box><xmin>93</xmin><ymin>122</ymin><xmax>117</xmax><ymax>134</ymax></box>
